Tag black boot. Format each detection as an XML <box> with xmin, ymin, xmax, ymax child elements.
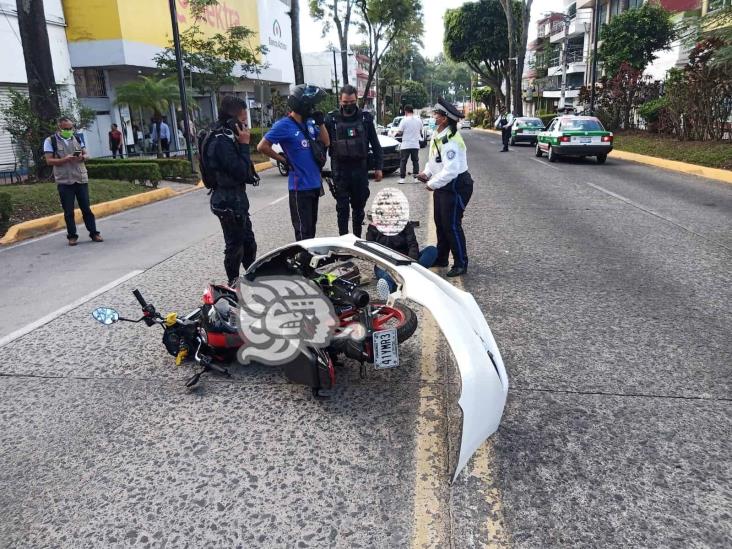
<box><xmin>446</xmin><ymin>265</ymin><xmax>467</xmax><ymax>277</ymax></box>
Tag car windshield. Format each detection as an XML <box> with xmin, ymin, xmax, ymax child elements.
<box><xmin>560</xmin><ymin>119</ymin><xmax>604</xmax><ymax>131</ymax></box>
<box><xmin>518</xmin><ymin>118</ymin><xmax>543</xmax><ymax>127</ymax></box>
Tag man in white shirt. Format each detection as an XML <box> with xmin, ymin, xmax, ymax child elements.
<box><xmin>396</xmin><ymin>105</ymin><xmax>423</xmax><ymax>184</ymax></box>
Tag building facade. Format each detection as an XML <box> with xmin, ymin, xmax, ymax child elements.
<box><xmin>0</xmin><ymin>0</ymin><xmax>76</xmax><ymax>167</ymax></box>
<box><xmin>61</xmin><ymin>0</ymin><xmax>294</xmax><ymax>157</ymax></box>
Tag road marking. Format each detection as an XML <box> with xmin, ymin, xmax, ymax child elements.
<box><xmin>412</xmin><ymin>197</ymin><xmax>449</xmax><ymax>548</ymax></box>
<box><xmin>585</xmin><ymin>182</ymin><xmax>731</xmax><ymax>252</ymax></box>
<box><xmin>267</xmin><ymin>194</ymin><xmax>289</xmax><ymax>206</ymax></box>
<box><xmin>532</xmin><ymin>157</ymin><xmax>559</xmax><ymax>170</ymax></box>
<box><xmin>0</xmin><ymin>270</ymin><xmax>143</xmax><ymax>349</ymax></box>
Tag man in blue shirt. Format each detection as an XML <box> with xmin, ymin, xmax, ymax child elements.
<box><xmin>151</xmin><ymin>117</ymin><xmax>171</xmax><ymax>157</ymax></box>
<box><xmin>258</xmin><ymin>85</ymin><xmax>330</xmax><ymax>241</ymax></box>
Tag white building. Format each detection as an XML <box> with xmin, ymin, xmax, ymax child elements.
<box><xmin>0</xmin><ymin>0</ymin><xmax>76</xmax><ymax>167</ymax></box>
<box><xmin>302</xmin><ymin>50</ymin><xmax>358</xmax><ymax>93</ymax></box>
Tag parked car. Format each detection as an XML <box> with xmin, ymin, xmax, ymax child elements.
<box><xmin>458</xmin><ymin>119</ymin><xmax>472</xmax><ymax>129</ymax></box>
<box><xmin>535</xmin><ymin>116</ymin><xmax>613</xmax><ymax>164</ymax></box>
<box><xmin>271</xmin><ymin>134</ymin><xmax>402</xmax><ymax>177</ymax></box>
<box><xmin>510</xmin><ymin>117</ymin><xmax>544</xmax><ymax>145</ymax></box>
<box><xmin>386</xmin><ymin>116</ymin><xmax>404</xmax><ymax>140</ymax></box>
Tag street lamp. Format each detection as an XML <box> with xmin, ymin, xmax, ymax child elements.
<box><xmin>589</xmin><ymin>0</ymin><xmax>600</xmax><ymax>114</ymax></box>
<box><xmin>330</xmin><ymin>48</ymin><xmax>354</xmax><ymax>94</ymax></box>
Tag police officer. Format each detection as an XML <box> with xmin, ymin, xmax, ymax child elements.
<box><xmin>325</xmin><ymin>85</ymin><xmax>383</xmax><ymax>238</ymax></box>
<box><xmin>206</xmin><ymin>96</ymin><xmax>258</xmax><ymax>286</ymax></box>
<box><xmin>495</xmin><ymin>107</ymin><xmax>515</xmax><ymax>152</ymax></box>
<box><xmin>417</xmin><ymin>98</ymin><xmax>473</xmax><ymax>278</ymax></box>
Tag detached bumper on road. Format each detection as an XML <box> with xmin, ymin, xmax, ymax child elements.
<box><xmin>556</xmin><ymin>144</ymin><xmax>613</xmax><ymax>156</ymax></box>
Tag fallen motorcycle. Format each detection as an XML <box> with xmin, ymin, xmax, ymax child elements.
<box><xmin>93</xmin><ymin>234</ymin><xmax>508</xmax><ymax>480</ymax></box>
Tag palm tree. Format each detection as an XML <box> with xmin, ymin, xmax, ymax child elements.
<box><xmin>115</xmin><ymin>76</ymin><xmax>182</xmax><ymax>157</ymax></box>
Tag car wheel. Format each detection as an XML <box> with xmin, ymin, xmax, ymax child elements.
<box><xmin>535</xmin><ymin>143</ymin><xmax>543</xmax><ymax>157</ymax></box>
<box><xmin>596</xmin><ymin>154</ymin><xmax>607</xmax><ymax>164</ymax></box>
<box><xmin>277</xmin><ymin>161</ymin><xmax>289</xmax><ymax>176</ymax></box>
<box><xmin>547</xmin><ymin>146</ymin><xmax>557</xmax><ymax>163</ymax></box>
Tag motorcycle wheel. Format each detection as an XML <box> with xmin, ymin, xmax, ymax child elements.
<box><xmin>333</xmin><ymin>301</ymin><xmax>418</xmax><ymax>362</ymax></box>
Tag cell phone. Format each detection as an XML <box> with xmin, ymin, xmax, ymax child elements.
<box><xmin>73</xmin><ymin>151</ymin><xmax>82</xmax><ymax>157</ymax></box>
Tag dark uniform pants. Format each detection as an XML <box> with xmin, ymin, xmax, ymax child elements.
<box><xmin>57</xmin><ymin>183</ymin><xmax>98</xmax><ymax>240</ymax></box>
<box><xmin>334</xmin><ymin>165</ymin><xmax>369</xmax><ymax>238</ymax></box>
<box><xmin>210</xmin><ymin>188</ymin><xmax>257</xmax><ymax>283</ymax></box>
<box><xmin>433</xmin><ymin>171</ymin><xmax>473</xmax><ymax>269</ymax></box>
<box><xmin>501</xmin><ymin>128</ymin><xmax>511</xmax><ymax>150</ymax></box>
<box><xmin>289</xmin><ymin>189</ymin><xmax>320</xmax><ymax>241</ymax></box>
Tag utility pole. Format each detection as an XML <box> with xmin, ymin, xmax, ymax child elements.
<box><xmin>167</xmin><ymin>0</ymin><xmax>194</xmax><ymax>172</ymax></box>
<box><xmin>589</xmin><ymin>0</ymin><xmax>600</xmax><ymax>114</ymax></box>
<box><xmin>558</xmin><ymin>14</ymin><xmax>570</xmax><ymax>111</ymax></box>
<box><xmin>16</xmin><ymin>0</ymin><xmax>59</xmax><ymax>174</ymax></box>
<box><xmin>332</xmin><ymin>49</ymin><xmax>339</xmax><ymax>95</ymax></box>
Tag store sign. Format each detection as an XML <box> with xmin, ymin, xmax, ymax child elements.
<box><xmin>269</xmin><ymin>19</ymin><xmax>287</xmax><ymax>50</ymax></box>
<box><xmin>176</xmin><ymin>0</ymin><xmax>243</xmax><ymax>31</ymax></box>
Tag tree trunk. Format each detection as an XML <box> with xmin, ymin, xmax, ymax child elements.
<box><xmin>514</xmin><ymin>0</ymin><xmax>533</xmax><ymax>117</ymax></box>
<box><xmin>16</xmin><ymin>0</ymin><xmax>60</xmax><ymax>177</ymax></box>
<box><xmin>290</xmin><ymin>0</ymin><xmax>304</xmax><ymax>84</ymax></box>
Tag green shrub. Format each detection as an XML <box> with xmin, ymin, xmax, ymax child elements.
<box><xmin>86</xmin><ymin>163</ymin><xmax>161</xmax><ymax>187</ymax></box>
<box><xmin>0</xmin><ymin>192</ymin><xmax>11</xmax><ymax>224</ymax></box>
<box><xmin>482</xmin><ymin>118</ymin><xmax>492</xmax><ymax>129</ymax></box>
<box><xmin>469</xmin><ymin>109</ymin><xmax>487</xmax><ymax>127</ymax></box>
<box><xmin>87</xmin><ymin>158</ymin><xmax>190</xmax><ymax>180</ymax></box>
<box><xmin>249</xmin><ymin>128</ymin><xmax>264</xmax><ymax>149</ymax></box>
<box><xmin>538</xmin><ymin>113</ymin><xmax>555</xmax><ymax>128</ymax></box>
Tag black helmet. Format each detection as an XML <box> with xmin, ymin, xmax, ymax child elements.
<box><xmin>288</xmin><ymin>84</ymin><xmax>327</xmax><ymax>117</ymax></box>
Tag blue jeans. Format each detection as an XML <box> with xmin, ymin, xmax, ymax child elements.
<box><xmin>375</xmin><ymin>246</ymin><xmax>438</xmax><ymax>292</ymax></box>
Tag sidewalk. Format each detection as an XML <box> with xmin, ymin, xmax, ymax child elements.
<box><xmin>1</xmin><ymin>162</ymin><xmax>275</xmax><ymax>246</ymax></box>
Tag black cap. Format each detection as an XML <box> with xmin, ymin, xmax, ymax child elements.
<box><xmin>432</xmin><ymin>97</ymin><xmax>463</xmax><ymax>121</ymax></box>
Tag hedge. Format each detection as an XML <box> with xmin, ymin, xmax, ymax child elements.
<box><xmin>0</xmin><ymin>192</ymin><xmax>11</xmax><ymax>224</ymax></box>
<box><xmin>538</xmin><ymin>114</ymin><xmax>556</xmax><ymax>128</ymax></box>
<box><xmin>86</xmin><ymin>163</ymin><xmax>161</xmax><ymax>187</ymax></box>
<box><xmin>87</xmin><ymin>158</ymin><xmax>189</xmax><ymax>180</ymax></box>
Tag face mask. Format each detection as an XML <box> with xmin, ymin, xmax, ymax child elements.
<box><xmin>341</xmin><ymin>104</ymin><xmax>357</xmax><ymax>116</ymax></box>
<box><xmin>59</xmin><ymin>129</ymin><xmax>74</xmax><ymax>139</ymax></box>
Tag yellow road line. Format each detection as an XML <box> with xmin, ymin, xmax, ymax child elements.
<box><xmin>411</xmin><ymin>193</ymin><xmax>508</xmax><ymax>548</ymax></box>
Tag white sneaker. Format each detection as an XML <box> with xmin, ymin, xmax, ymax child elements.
<box><xmin>398</xmin><ymin>178</ymin><xmax>405</xmax><ymax>184</ymax></box>
<box><xmin>412</xmin><ymin>176</ymin><xmax>421</xmax><ymax>183</ymax></box>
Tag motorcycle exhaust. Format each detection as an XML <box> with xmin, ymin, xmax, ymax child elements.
<box><xmin>330</xmin><ymin>278</ymin><xmax>370</xmax><ymax>308</ymax></box>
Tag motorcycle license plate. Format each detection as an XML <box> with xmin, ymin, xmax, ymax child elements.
<box><xmin>373</xmin><ymin>328</ymin><xmax>399</xmax><ymax>369</ymax></box>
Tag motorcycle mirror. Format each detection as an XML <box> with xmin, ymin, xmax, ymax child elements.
<box><xmin>92</xmin><ymin>307</ymin><xmax>120</xmax><ymax>325</ymax></box>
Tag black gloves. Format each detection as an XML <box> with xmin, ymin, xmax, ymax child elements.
<box><xmin>312</xmin><ymin>111</ymin><xmax>325</xmax><ymax>126</ymax></box>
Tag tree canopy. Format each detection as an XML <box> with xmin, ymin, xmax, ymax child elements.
<box><xmin>598</xmin><ymin>2</ymin><xmax>677</xmax><ymax>76</ymax></box>
<box><xmin>443</xmin><ymin>0</ymin><xmax>510</xmax><ymax>107</ymax></box>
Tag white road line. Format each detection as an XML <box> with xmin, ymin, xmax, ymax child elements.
<box><xmin>0</xmin><ymin>270</ymin><xmax>143</xmax><ymax>349</ymax></box>
<box><xmin>585</xmin><ymin>181</ymin><xmax>731</xmax><ymax>251</ymax></box>
<box><xmin>267</xmin><ymin>194</ymin><xmax>289</xmax><ymax>206</ymax></box>
<box><xmin>531</xmin><ymin>157</ymin><xmax>559</xmax><ymax>170</ymax></box>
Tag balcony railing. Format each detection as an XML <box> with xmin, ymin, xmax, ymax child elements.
<box><xmin>551</xmin><ymin>20</ymin><xmax>565</xmax><ymax>35</ymax></box>
<box><xmin>548</xmin><ymin>46</ymin><xmax>585</xmax><ymax>67</ymax></box>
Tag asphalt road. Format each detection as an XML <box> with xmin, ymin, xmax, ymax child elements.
<box><xmin>0</xmin><ymin>134</ymin><xmax>729</xmax><ymax>548</ymax></box>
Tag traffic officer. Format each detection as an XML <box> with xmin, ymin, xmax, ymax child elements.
<box><xmin>325</xmin><ymin>84</ymin><xmax>383</xmax><ymax>238</ymax></box>
<box><xmin>417</xmin><ymin>98</ymin><xmax>473</xmax><ymax>278</ymax></box>
<box><xmin>204</xmin><ymin>95</ymin><xmax>258</xmax><ymax>286</ymax></box>
<box><xmin>495</xmin><ymin>107</ymin><xmax>515</xmax><ymax>152</ymax></box>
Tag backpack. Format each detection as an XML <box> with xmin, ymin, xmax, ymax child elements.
<box><xmin>198</xmin><ymin>128</ymin><xmax>260</xmax><ymax>191</ymax></box>
<box><xmin>291</xmin><ymin>117</ymin><xmax>327</xmax><ymax>169</ymax></box>
<box><xmin>197</xmin><ymin>129</ymin><xmax>219</xmax><ymax>190</ymax></box>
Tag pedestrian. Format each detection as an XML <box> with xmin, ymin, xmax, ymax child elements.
<box><xmin>43</xmin><ymin>117</ymin><xmax>103</xmax><ymax>246</ymax></box>
<box><xmin>494</xmin><ymin>107</ymin><xmax>515</xmax><ymax>152</ymax></box>
<box><xmin>108</xmin><ymin>123</ymin><xmax>124</xmax><ymax>158</ymax></box>
<box><xmin>258</xmin><ymin>84</ymin><xmax>330</xmax><ymax>241</ymax></box>
<box><xmin>324</xmin><ymin>84</ymin><xmax>383</xmax><ymax>238</ymax></box>
<box><xmin>396</xmin><ymin>105</ymin><xmax>422</xmax><ymax>184</ymax></box>
<box><xmin>151</xmin><ymin>116</ymin><xmax>171</xmax><ymax>157</ymax></box>
<box><xmin>416</xmin><ymin>98</ymin><xmax>473</xmax><ymax>278</ymax></box>
<box><xmin>201</xmin><ymin>96</ymin><xmax>259</xmax><ymax>286</ymax></box>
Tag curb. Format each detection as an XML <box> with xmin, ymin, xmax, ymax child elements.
<box><xmin>2</xmin><ymin>161</ymin><xmax>277</xmax><ymax>245</ymax></box>
<box><xmin>608</xmin><ymin>149</ymin><xmax>732</xmax><ymax>184</ymax></box>
<box><xmin>0</xmin><ymin>187</ymin><xmax>177</xmax><ymax>245</ymax></box>
<box><xmin>475</xmin><ymin>127</ymin><xmax>731</xmax><ymax>183</ymax></box>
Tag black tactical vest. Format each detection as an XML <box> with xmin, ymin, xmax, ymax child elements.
<box><xmin>332</xmin><ymin>111</ymin><xmax>368</xmax><ymax>162</ymax></box>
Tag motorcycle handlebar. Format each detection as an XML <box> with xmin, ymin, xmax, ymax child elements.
<box><xmin>132</xmin><ymin>289</ymin><xmax>148</xmax><ymax>309</ymax></box>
